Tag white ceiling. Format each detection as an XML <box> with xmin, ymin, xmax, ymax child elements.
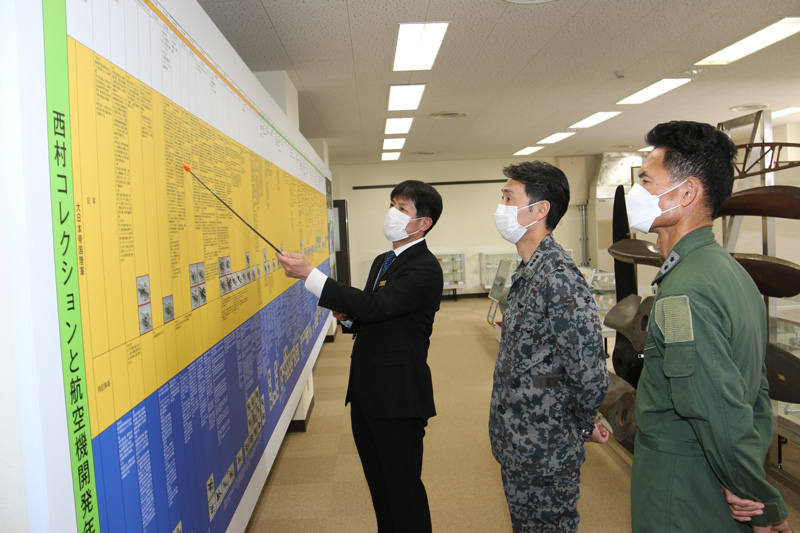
<box><xmin>199</xmin><ymin>0</ymin><xmax>800</xmax><ymax>166</ymax></box>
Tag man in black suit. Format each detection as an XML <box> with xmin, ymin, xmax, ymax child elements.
<box><xmin>277</xmin><ymin>180</ymin><xmax>443</xmax><ymax>532</ymax></box>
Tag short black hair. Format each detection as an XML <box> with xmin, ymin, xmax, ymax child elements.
<box><xmin>390</xmin><ymin>180</ymin><xmax>443</xmax><ymax>234</ymax></box>
<box><xmin>502</xmin><ymin>161</ymin><xmax>570</xmax><ymax>230</ymax></box>
<box><xmin>644</xmin><ymin>121</ymin><xmax>737</xmax><ymax>216</ymax></box>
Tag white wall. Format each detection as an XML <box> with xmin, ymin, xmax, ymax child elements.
<box><xmin>1</xmin><ymin>1</ymin><xmax>28</xmax><ymax>527</ymax></box>
<box><xmin>331</xmin><ymin>156</ymin><xmax>597</xmax><ymax>293</ymax></box>
<box><xmin>2</xmin><ymin>1</ymin><xmax>75</xmax><ymax>530</ymax></box>
<box><xmin>254</xmin><ymin>70</ymin><xmax>300</xmax><ymax>130</ymax></box>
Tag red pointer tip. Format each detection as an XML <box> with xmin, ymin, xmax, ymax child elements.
<box><xmin>183</xmin><ymin>164</ymin><xmax>191</xmax><ymax>171</ymax></box>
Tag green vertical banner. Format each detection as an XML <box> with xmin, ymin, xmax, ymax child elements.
<box><xmin>42</xmin><ymin>0</ymin><xmax>100</xmax><ymax>531</ymax></box>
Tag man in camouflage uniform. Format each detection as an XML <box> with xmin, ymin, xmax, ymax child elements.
<box><xmin>629</xmin><ymin>121</ymin><xmax>791</xmax><ymax>532</ymax></box>
<box><xmin>489</xmin><ymin>161</ymin><xmax>609</xmax><ymax>532</ymax></box>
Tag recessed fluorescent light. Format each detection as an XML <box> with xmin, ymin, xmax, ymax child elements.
<box><xmin>514</xmin><ymin>146</ymin><xmax>544</xmax><ymax>156</ymax></box>
<box><xmin>638</xmin><ymin>146</ymin><xmax>655</xmax><ymax>152</ymax></box>
<box><xmin>383</xmin><ymin>138</ymin><xmax>406</xmax><ymax>150</ymax></box>
<box><xmin>389</xmin><ymin>85</ymin><xmax>426</xmax><ymax>111</ymax></box>
<box><xmin>696</xmin><ymin>17</ymin><xmax>800</xmax><ymax>65</ymax></box>
<box><xmin>393</xmin><ymin>22</ymin><xmax>449</xmax><ymax>71</ymax></box>
<box><xmin>385</xmin><ymin>118</ymin><xmax>414</xmax><ymax>135</ymax></box>
<box><xmin>773</xmin><ymin>107</ymin><xmax>800</xmax><ymax>118</ymax></box>
<box><xmin>538</xmin><ymin>132</ymin><xmax>575</xmax><ymax>144</ymax></box>
<box><xmin>382</xmin><ymin>152</ymin><xmax>401</xmax><ymax>161</ymax></box>
<box><xmin>617</xmin><ymin>78</ymin><xmax>692</xmax><ymax>105</ymax></box>
<box><xmin>570</xmin><ymin>111</ymin><xmax>621</xmax><ymax>128</ymax></box>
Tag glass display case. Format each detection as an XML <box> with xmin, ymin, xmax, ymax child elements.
<box><xmin>436</xmin><ymin>253</ymin><xmax>466</xmax><ymax>297</ymax></box>
<box><xmin>773</xmin><ymin>295</ymin><xmax>800</xmax><ymax>487</ymax></box>
<box><xmin>585</xmin><ymin>268</ymin><xmax>617</xmax><ymax>340</ymax></box>
<box><xmin>480</xmin><ymin>252</ymin><xmax>521</xmax><ymax>289</ymax></box>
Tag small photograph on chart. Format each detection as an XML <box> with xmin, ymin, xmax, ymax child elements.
<box><xmin>190</xmin><ymin>262</ymin><xmax>207</xmax><ymax>309</ymax></box>
<box><xmin>189</xmin><ymin>263</ymin><xmax>199</xmax><ymax>286</ymax></box>
<box><xmin>162</xmin><ymin>295</ymin><xmax>174</xmax><ymax>323</ymax></box>
<box><xmin>139</xmin><ymin>303</ymin><xmax>153</xmax><ymax>335</ymax></box>
<box><xmin>191</xmin><ymin>284</ymin><xmax>207</xmax><ymax>309</ymax></box>
<box><xmin>137</xmin><ymin>275</ymin><xmax>153</xmax><ymax>335</ymax></box>
<box><xmin>136</xmin><ymin>275</ymin><xmax>150</xmax><ymax>306</ymax></box>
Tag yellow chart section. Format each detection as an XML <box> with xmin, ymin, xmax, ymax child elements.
<box><xmin>68</xmin><ymin>38</ymin><xmax>328</xmax><ymax>438</ymax></box>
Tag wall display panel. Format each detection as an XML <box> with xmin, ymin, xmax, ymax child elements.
<box><xmin>42</xmin><ymin>0</ymin><xmax>331</xmax><ymax>531</ymax></box>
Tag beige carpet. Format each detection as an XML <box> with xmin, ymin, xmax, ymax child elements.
<box><xmin>245</xmin><ymin>297</ymin><xmax>799</xmax><ymax>532</ymax></box>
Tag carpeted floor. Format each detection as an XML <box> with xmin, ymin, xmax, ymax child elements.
<box><xmin>245</xmin><ymin>297</ymin><xmax>800</xmax><ymax>532</ymax></box>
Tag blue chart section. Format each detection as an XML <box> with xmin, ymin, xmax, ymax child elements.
<box><xmin>93</xmin><ymin>261</ymin><xmax>330</xmax><ymax>533</ymax></box>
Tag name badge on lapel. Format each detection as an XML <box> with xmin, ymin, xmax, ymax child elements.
<box><xmin>378</xmin><ymin>281</ymin><xmax>387</xmax><ymax>287</ymax></box>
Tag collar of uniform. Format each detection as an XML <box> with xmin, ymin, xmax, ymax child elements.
<box><xmin>651</xmin><ymin>226</ymin><xmax>716</xmax><ymax>285</ymax></box>
<box><xmin>517</xmin><ymin>233</ymin><xmax>555</xmax><ymax>281</ymax></box>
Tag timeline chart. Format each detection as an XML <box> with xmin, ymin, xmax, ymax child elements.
<box><xmin>93</xmin><ymin>268</ymin><xmax>330</xmax><ymax>533</ymax></box>
<box><xmin>68</xmin><ymin>33</ymin><xmax>329</xmax><ymax>439</ymax></box>
<box><xmin>49</xmin><ymin>0</ymin><xmax>333</xmax><ymax>531</ymax></box>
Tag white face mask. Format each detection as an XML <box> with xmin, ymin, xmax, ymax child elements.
<box><xmin>625</xmin><ymin>179</ymin><xmax>687</xmax><ymax>233</ymax></box>
<box><xmin>383</xmin><ymin>207</ymin><xmax>424</xmax><ymax>242</ymax></box>
<box><xmin>494</xmin><ymin>201</ymin><xmax>542</xmax><ymax>244</ymax></box>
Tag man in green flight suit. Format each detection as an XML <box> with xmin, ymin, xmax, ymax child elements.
<box><xmin>628</xmin><ymin>121</ymin><xmax>791</xmax><ymax>532</ymax></box>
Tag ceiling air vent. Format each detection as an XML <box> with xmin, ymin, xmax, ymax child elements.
<box><xmin>730</xmin><ymin>103</ymin><xmax>768</xmax><ymax>112</ymax></box>
<box><xmin>430</xmin><ymin>112</ymin><xmax>467</xmax><ymax>119</ymax></box>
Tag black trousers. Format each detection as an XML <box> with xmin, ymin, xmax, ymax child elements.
<box><xmin>350</xmin><ymin>400</ymin><xmax>432</xmax><ymax>533</ymax></box>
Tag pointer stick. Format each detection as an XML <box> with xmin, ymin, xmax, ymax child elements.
<box><xmin>183</xmin><ymin>165</ymin><xmax>283</xmax><ymax>255</ymax></box>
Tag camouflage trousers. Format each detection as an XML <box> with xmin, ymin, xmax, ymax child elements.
<box><xmin>500</xmin><ymin>466</ymin><xmax>581</xmax><ymax>533</ymax></box>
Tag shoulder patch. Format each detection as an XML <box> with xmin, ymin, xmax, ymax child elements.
<box><xmin>654</xmin><ymin>295</ymin><xmax>694</xmax><ymax>343</ymax></box>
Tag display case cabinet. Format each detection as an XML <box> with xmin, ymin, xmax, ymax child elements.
<box><xmin>436</xmin><ymin>253</ymin><xmax>466</xmax><ymax>296</ymax></box>
<box><xmin>585</xmin><ymin>269</ymin><xmax>617</xmax><ymax>339</ymax></box>
<box><xmin>480</xmin><ymin>253</ymin><xmax>521</xmax><ymax>289</ymax></box>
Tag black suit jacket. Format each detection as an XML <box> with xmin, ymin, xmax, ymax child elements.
<box><xmin>318</xmin><ymin>240</ymin><xmax>443</xmax><ymax>420</ymax></box>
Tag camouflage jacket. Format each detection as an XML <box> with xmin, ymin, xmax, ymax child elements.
<box><xmin>489</xmin><ymin>234</ymin><xmax>608</xmax><ymax>474</ymax></box>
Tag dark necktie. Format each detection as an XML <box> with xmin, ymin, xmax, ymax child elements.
<box><xmin>374</xmin><ymin>251</ymin><xmax>396</xmax><ymax>289</ymax></box>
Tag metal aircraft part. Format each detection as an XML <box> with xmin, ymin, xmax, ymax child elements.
<box><xmin>603</xmin><ymin>294</ymin><xmax>654</xmax><ymax>353</ymax></box>
<box><xmin>612</xmin><ymin>185</ymin><xmax>637</xmax><ymax>296</ymax></box>
<box><xmin>609</xmin><ymin>240</ymin><xmax>800</xmax><ymax>298</ymax></box>
<box><xmin>611</xmin><ymin>185</ymin><xmax>643</xmax><ymax>388</ymax></box>
<box><xmin>733</xmin><ymin>143</ymin><xmax>800</xmax><ymax>180</ymax></box>
<box><xmin>732</xmin><ymin>254</ymin><xmax>800</xmax><ymax>298</ymax></box>
<box><xmin>599</xmin><ymin>373</ymin><xmax>637</xmax><ymax>450</ymax></box>
<box><xmin>716</xmin><ymin>185</ymin><xmax>800</xmax><ymax>219</ymax></box>
<box><xmin>608</xmin><ymin>238</ymin><xmax>663</xmax><ymax>268</ymax></box>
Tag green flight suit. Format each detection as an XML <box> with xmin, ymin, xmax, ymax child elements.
<box><xmin>631</xmin><ymin>227</ymin><xmax>788</xmax><ymax>531</ymax></box>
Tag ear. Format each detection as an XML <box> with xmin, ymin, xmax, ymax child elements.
<box><xmin>535</xmin><ymin>200</ymin><xmax>551</xmax><ymax>222</ymax></box>
<box><xmin>419</xmin><ymin>216</ymin><xmax>434</xmax><ymax>233</ymax></box>
<box><xmin>680</xmin><ymin>178</ymin><xmax>702</xmax><ymax>207</ymax></box>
